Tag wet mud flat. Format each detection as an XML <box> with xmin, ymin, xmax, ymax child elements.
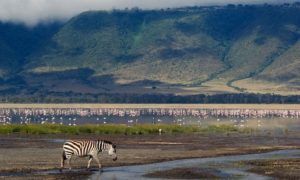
<box><xmin>140</xmin><ymin>150</ymin><xmax>300</xmax><ymax>180</ymax></box>
<box><xmin>245</xmin><ymin>159</ymin><xmax>300</xmax><ymax>179</ymax></box>
<box><xmin>0</xmin><ymin>169</ymin><xmax>91</xmax><ymax>180</ymax></box>
<box><xmin>0</xmin><ymin>132</ymin><xmax>299</xmax><ymax>179</ymax></box>
<box><xmin>145</xmin><ymin>167</ymin><xmax>221</xmax><ymax>179</ymax></box>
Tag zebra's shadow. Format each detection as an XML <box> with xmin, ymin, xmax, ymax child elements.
<box><xmin>88</xmin><ymin>168</ymin><xmax>103</xmax><ymax>173</ymax></box>
<box><xmin>58</xmin><ymin>168</ymin><xmax>102</xmax><ymax>173</ymax></box>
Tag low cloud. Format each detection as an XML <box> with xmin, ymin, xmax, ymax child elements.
<box><xmin>0</xmin><ymin>0</ymin><xmax>297</xmax><ymax>26</ymax></box>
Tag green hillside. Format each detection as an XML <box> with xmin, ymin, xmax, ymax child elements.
<box><xmin>1</xmin><ymin>4</ymin><xmax>300</xmax><ymax>96</ymax></box>
<box><xmin>0</xmin><ymin>22</ymin><xmax>61</xmax><ymax>78</ymax></box>
<box><xmin>27</xmin><ymin>10</ymin><xmax>225</xmax><ymax>85</ymax></box>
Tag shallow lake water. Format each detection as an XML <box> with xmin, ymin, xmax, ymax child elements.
<box><xmin>88</xmin><ymin>149</ymin><xmax>300</xmax><ymax>180</ymax></box>
<box><xmin>0</xmin><ymin>108</ymin><xmax>299</xmax><ymax>133</ymax></box>
<box><xmin>0</xmin><ymin>108</ymin><xmax>299</xmax><ymax>127</ymax></box>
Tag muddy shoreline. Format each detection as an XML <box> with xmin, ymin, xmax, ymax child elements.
<box><xmin>144</xmin><ymin>167</ymin><xmax>221</xmax><ymax>179</ymax></box>
<box><xmin>0</xmin><ymin>133</ymin><xmax>299</xmax><ymax>179</ymax></box>
<box><xmin>141</xmin><ymin>149</ymin><xmax>300</xmax><ymax>179</ymax></box>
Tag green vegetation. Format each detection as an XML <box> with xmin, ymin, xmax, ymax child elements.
<box><xmin>0</xmin><ymin>124</ymin><xmax>249</xmax><ymax>135</ymax></box>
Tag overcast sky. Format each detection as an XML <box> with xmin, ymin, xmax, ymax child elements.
<box><xmin>0</xmin><ymin>0</ymin><xmax>297</xmax><ymax>26</ymax></box>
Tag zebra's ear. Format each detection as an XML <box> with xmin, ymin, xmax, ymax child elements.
<box><xmin>112</xmin><ymin>144</ymin><xmax>116</xmax><ymax>148</ymax></box>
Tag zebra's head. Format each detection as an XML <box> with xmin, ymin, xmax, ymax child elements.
<box><xmin>100</xmin><ymin>140</ymin><xmax>117</xmax><ymax>161</ymax></box>
<box><xmin>108</xmin><ymin>144</ymin><xmax>117</xmax><ymax>161</ymax></box>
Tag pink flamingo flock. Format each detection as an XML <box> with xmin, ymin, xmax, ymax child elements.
<box><xmin>0</xmin><ymin>108</ymin><xmax>299</xmax><ymax>125</ymax></box>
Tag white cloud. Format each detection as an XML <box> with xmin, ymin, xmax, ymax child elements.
<box><xmin>0</xmin><ymin>0</ymin><xmax>296</xmax><ymax>26</ymax></box>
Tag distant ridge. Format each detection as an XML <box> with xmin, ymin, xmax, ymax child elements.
<box><xmin>0</xmin><ymin>3</ymin><xmax>300</xmax><ymax>100</ymax></box>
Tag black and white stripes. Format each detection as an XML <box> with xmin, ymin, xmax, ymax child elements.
<box><xmin>61</xmin><ymin>140</ymin><xmax>117</xmax><ymax>170</ymax></box>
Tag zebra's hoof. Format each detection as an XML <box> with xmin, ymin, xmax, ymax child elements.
<box><xmin>86</xmin><ymin>168</ymin><xmax>92</xmax><ymax>171</ymax></box>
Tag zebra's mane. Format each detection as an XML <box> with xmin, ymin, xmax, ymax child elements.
<box><xmin>100</xmin><ymin>140</ymin><xmax>116</xmax><ymax>148</ymax></box>
<box><xmin>69</xmin><ymin>139</ymin><xmax>113</xmax><ymax>145</ymax></box>
<box><xmin>98</xmin><ymin>139</ymin><xmax>114</xmax><ymax>145</ymax></box>
<box><xmin>99</xmin><ymin>140</ymin><xmax>113</xmax><ymax>145</ymax></box>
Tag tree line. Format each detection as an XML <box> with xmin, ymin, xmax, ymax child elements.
<box><xmin>0</xmin><ymin>92</ymin><xmax>299</xmax><ymax>104</ymax></box>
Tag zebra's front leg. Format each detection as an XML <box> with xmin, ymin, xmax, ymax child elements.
<box><xmin>87</xmin><ymin>156</ymin><xmax>93</xmax><ymax>169</ymax></box>
<box><xmin>92</xmin><ymin>154</ymin><xmax>102</xmax><ymax>169</ymax></box>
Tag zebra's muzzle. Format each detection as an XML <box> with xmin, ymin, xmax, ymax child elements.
<box><xmin>113</xmin><ymin>156</ymin><xmax>118</xmax><ymax>161</ymax></box>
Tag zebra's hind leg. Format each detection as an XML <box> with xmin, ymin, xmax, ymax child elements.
<box><xmin>60</xmin><ymin>150</ymin><xmax>67</xmax><ymax>171</ymax></box>
<box><xmin>67</xmin><ymin>156</ymin><xmax>73</xmax><ymax>170</ymax></box>
<box><xmin>87</xmin><ymin>155</ymin><xmax>93</xmax><ymax>169</ymax></box>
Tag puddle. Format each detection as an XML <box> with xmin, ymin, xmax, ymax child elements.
<box><xmin>88</xmin><ymin>149</ymin><xmax>300</xmax><ymax>180</ymax></box>
<box><xmin>0</xmin><ymin>172</ymin><xmax>26</xmax><ymax>177</ymax></box>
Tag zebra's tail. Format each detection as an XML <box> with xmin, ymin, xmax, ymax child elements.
<box><xmin>60</xmin><ymin>150</ymin><xmax>67</xmax><ymax>171</ymax></box>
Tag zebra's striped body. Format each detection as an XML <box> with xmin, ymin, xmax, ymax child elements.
<box><xmin>61</xmin><ymin>140</ymin><xmax>117</xmax><ymax>170</ymax></box>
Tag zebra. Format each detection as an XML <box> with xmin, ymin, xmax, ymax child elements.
<box><xmin>61</xmin><ymin>139</ymin><xmax>117</xmax><ymax>170</ymax></box>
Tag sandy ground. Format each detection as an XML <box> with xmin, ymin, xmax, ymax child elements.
<box><xmin>0</xmin><ymin>132</ymin><xmax>299</xmax><ymax>179</ymax></box>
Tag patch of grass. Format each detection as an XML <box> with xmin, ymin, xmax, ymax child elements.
<box><xmin>204</xmin><ymin>124</ymin><xmax>236</xmax><ymax>133</ymax></box>
<box><xmin>0</xmin><ymin>124</ymin><xmax>246</xmax><ymax>135</ymax></box>
<box><xmin>233</xmin><ymin>78</ymin><xmax>300</xmax><ymax>95</ymax></box>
